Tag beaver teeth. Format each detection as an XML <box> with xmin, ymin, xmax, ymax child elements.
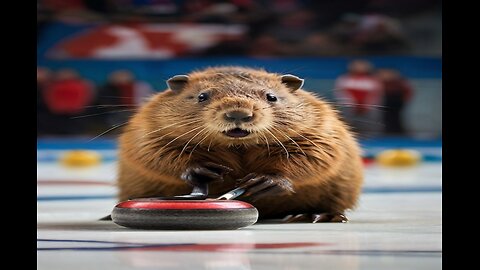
<box><xmin>224</xmin><ymin>128</ymin><xmax>250</xmax><ymax>138</ymax></box>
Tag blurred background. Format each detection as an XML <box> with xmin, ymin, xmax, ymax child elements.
<box><xmin>37</xmin><ymin>0</ymin><xmax>442</xmax><ymax>140</ymax></box>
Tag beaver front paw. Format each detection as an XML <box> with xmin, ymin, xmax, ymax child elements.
<box><xmin>181</xmin><ymin>162</ymin><xmax>233</xmax><ymax>186</ymax></box>
<box><xmin>236</xmin><ymin>173</ymin><xmax>294</xmax><ymax>202</ymax></box>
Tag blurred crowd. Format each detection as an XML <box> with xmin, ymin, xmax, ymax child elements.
<box><xmin>37</xmin><ymin>60</ymin><xmax>414</xmax><ymax>138</ymax></box>
<box><xmin>37</xmin><ymin>0</ymin><xmax>441</xmax><ymax>57</ymax></box>
<box><xmin>37</xmin><ymin>0</ymin><xmax>431</xmax><ymax>137</ymax></box>
<box><xmin>334</xmin><ymin>59</ymin><xmax>413</xmax><ymax>137</ymax></box>
<box><xmin>37</xmin><ymin>67</ymin><xmax>154</xmax><ymax>136</ymax></box>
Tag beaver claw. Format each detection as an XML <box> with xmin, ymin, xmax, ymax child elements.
<box><xmin>236</xmin><ymin>173</ymin><xmax>294</xmax><ymax>202</ymax></box>
<box><xmin>181</xmin><ymin>162</ymin><xmax>233</xmax><ymax>186</ymax></box>
<box><xmin>282</xmin><ymin>213</ymin><xmax>348</xmax><ymax>223</ymax></box>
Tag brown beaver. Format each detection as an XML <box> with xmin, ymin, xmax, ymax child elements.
<box><xmin>117</xmin><ymin>66</ymin><xmax>363</xmax><ymax>223</ymax></box>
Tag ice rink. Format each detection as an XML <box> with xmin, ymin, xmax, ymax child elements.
<box><xmin>37</xmin><ymin>138</ymin><xmax>442</xmax><ymax>270</ymax></box>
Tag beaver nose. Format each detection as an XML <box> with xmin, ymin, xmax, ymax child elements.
<box><xmin>224</xmin><ymin>110</ymin><xmax>253</xmax><ymax>122</ymax></box>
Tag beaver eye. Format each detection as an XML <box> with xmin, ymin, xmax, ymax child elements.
<box><xmin>198</xmin><ymin>93</ymin><xmax>209</xmax><ymax>102</ymax></box>
<box><xmin>266</xmin><ymin>93</ymin><xmax>277</xmax><ymax>102</ymax></box>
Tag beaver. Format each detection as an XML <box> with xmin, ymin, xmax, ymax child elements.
<box><xmin>117</xmin><ymin>66</ymin><xmax>363</xmax><ymax>223</ymax></box>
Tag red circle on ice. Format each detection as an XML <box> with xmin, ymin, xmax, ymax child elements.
<box><xmin>115</xmin><ymin>200</ymin><xmax>255</xmax><ymax>210</ymax></box>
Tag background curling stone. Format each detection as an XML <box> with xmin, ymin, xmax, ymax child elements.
<box><xmin>111</xmin><ymin>199</ymin><xmax>258</xmax><ymax>230</ymax></box>
<box><xmin>376</xmin><ymin>149</ymin><xmax>422</xmax><ymax>167</ymax></box>
<box><xmin>60</xmin><ymin>150</ymin><xmax>102</xmax><ymax>167</ymax></box>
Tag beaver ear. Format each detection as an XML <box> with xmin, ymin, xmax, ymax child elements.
<box><xmin>167</xmin><ymin>75</ymin><xmax>189</xmax><ymax>92</ymax></box>
<box><xmin>281</xmin><ymin>74</ymin><xmax>304</xmax><ymax>92</ymax></box>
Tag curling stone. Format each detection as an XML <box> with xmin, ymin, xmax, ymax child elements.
<box><xmin>111</xmin><ymin>184</ymin><xmax>258</xmax><ymax>230</ymax></box>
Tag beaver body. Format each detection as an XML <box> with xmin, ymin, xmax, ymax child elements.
<box><xmin>117</xmin><ymin>66</ymin><xmax>363</xmax><ymax>222</ymax></box>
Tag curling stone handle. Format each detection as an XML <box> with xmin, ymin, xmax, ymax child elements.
<box><xmin>190</xmin><ymin>182</ymin><xmax>209</xmax><ymax>197</ymax></box>
<box><xmin>216</xmin><ymin>186</ymin><xmax>247</xmax><ymax>200</ymax></box>
<box><xmin>176</xmin><ymin>182</ymin><xmax>247</xmax><ymax>201</ymax></box>
<box><xmin>170</xmin><ymin>181</ymin><xmax>209</xmax><ymax>200</ymax></box>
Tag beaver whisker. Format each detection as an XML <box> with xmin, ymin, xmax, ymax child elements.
<box><xmin>287</xmin><ymin>128</ymin><xmax>331</xmax><ymax>157</ymax></box>
<box><xmin>177</xmin><ymin>126</ymin><xmax>209</xmax><ymax>161</ymax></box>
<box><xmin>147</xmin><ymin>126</ymin><xmax>205</xmax><ymax>145</ymax></box>
<box><xmin>156</xmin><ymin>125</ymin><xmax>206</xmax><ymax>154</ymax></box>
<box><xmin>148</xmin><ymin>128</ymin><xmax>186</xmax><ymax>144</ymax></box>
<box><xmin>323</xmin><ymin>100</ymin><xmax>388</xmax><ymax>110</ymax></box>
<box><xmin>70</xmin><ymin>109</ymin><xmax>138</xmax><ymax>119</ymax></box>
<box><xmin>259</xmin><ymin>130</ymin><xmax>271</xmax><ymax>156</ymax></box>
<box><xmin>189</xmin><ymin>129</ymin><xmax>213</xmax><ymax>159</ymax></box>
<box><xmin>83</xmin><ymin>104</ymin><xmax>139</xmax><ymax>108</ymax></box>
<box><xmin>272</xmin><ymin>120</ymin><xmax>296</xmax><ymax>127</ymax></box>
<box><xmin>254</xmin><ymin>103</ymin><xmax>304</xmax><ymax>113</ymax></box>
<box><xmin>253</xmin><ymin>106</ymin><xmax>271</xmax><ymax>111</ymax></box>
<box><xmin>283</xmin><ymin>103</ymin><xmax>305</xmax><ymax>109</ymax></box>
<box><xmin>88</xmin><ymin>122</ymin><xmax>129</xmax><ymax>141</ymax></box>
<box><xmin>264</xmin><ymin>127</ymin><xmax>289</xmax><ymax>159</ymax></box>
<box><xmin>334</xmin><ymin>102</ymin><xmax>387</xmax><ymax>108</ymax></box>
<box><xmin>207</xmin><ymin>135</ymin><xmax>215</xmax><ymax>152</ymax></box>
<box><xmin>273</xmin><ymin>114</ymin><xmax>303</xmax><ymax>121</ymax></box>
<box><xmin>270</xmin><ymin>126</ymin><xmax>307</xmax><ymax>156</ymax></box>
<box><xmin>141</xmin><ymin>119</ymin><xmax>203</xmax><ymax>138</ymax></box>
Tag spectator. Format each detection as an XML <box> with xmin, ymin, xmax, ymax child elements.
<box><xmin>265</xmin><ymin>8</ymin><xmax>317</xmax><ymax>43</ymax></box>
<box><xmin>376</xmin><ymin>68</ymin><xmax>413</xmax><ymax>135</ymax></box>
<box><xmin>334</xmin><ymin>59</ymin><xmax>383</xmax><ymax>136</ymax></box>
<box><xmin>203</xmin><ymin>34</ymin><xmax>249</xmax><ymax>56</ymax></box>
<box><xmin>37</xmin><ymin>67</ymin><xmax>52</xmax><ymax>136</ymax></box>
<box><xmin>96</xmin><ymin>70</ymin><xmax>154</xmax><ymax>130</ymax></box>
<box><xmin>331</xmin><ymin>13</ymin><xmax>410</xmax><ymax>55</ymax></box>
<box><xmin>41</xmin><ymin>68</ymin><xmax>95</xmax><ymax>135</ymax></box>
<box><xmin>351</xmin><ymin>14</ymin><xmax>410</xmax><ymax>55</ymax></box>
<box><xmin>298</xmin><ymin>32</ymin><xmax>345</xmax><ymax>56</ymax></box>
<box><xmin>246</xmin><ymin>34</ymin><xmax>293</xmax><ymax>57</ymax></box>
